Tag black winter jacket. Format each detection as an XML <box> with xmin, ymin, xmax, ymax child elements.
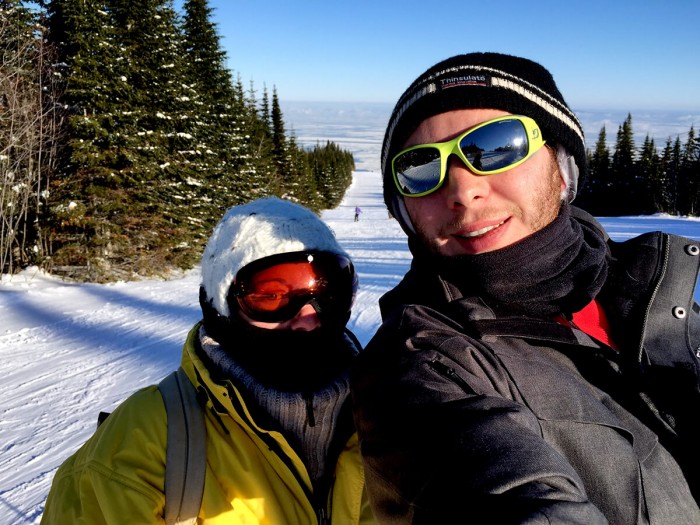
<box><xmin>351</xmin><ymin>217</ymin><xmax>700</xmax><ymax>524</ymax></box>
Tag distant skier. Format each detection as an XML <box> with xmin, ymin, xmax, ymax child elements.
<box><xmin>354</xmin><ymin>206</ymin><xmax>362</xmax><ymax>222</ymax></box>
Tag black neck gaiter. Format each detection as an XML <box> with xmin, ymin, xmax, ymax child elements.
<box><xmin>199</xmin><ymin>286</ymin><xmax>358</xmax><ymax>392</ymax></box>
<box><xmin>417</xmin><ymin>205</ymin><xmax>610</xmax><ymax>317</ymax></box>
<box><xmin>207</xmin><ymin>313</ymin><xmax>357</xmax><ymax>392</ymax></box>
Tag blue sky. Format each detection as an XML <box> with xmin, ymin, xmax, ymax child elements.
<box><xmin>178</xmin><ymin>1</ymin><xmax>700</xmax><ymax>111</ymax></box>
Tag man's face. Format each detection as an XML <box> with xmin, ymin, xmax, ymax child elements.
<box><xmin>402</xmin><ymin>109</ymin><xmax>564</xmax><ymax>256</ymax></box>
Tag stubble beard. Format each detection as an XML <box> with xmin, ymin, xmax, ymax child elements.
<box><xmin>413</xmin><ymin>156</ymin><xmax>564</xmax><ymax>257</ymax></box>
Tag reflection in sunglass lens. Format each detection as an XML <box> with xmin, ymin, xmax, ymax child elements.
<box><xmin>394</xmin><ymin>148</ymin><xmax>441</xmax><ymax>195</ymax></box>
<box><xmin>461</xmin><ymin>119</ymin><xmax>528</xmax><ymax>172</ymax></box>
<box><xmin>393</xmin><ymin>117</ymin><xmax>541</xmax><ymax>197</ymax></box>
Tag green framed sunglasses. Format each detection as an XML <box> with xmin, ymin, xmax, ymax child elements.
<box><xmin>392</xmin><ymin>115</ymin><xmax>546</xmax><ymax>197</ymax></box>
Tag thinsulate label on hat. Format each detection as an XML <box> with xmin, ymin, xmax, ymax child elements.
<box><xmin>438</xmin><ymin>74</ymin><xmax>491</xmax><ymax>90</ymax></box>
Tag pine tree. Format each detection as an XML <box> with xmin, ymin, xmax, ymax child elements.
<box><xmin>662</xmin><ymin>136</ymin><xmax>684</xmax><ymax>215</ymax></box>
<box><xmin>577</xmin><ymin>125</ymin><xmax>611</xmax><ymax>214</ymax></box>
<box><xmin>610</xmin><ymin>113</ymin><xmax>637</xmax><ymax>214</ymax></box>
<box><xmin>658</xmin><ymin>138</ymin><xmax>675</xmax><ymax>213</ymax></box>
<box><xmin>242</xmin><ymin>80</ymin><xmax>276</xmax><ymax>197</ymax></box>
<box><xmin>637</xmin><ymin>135</ymin><xmax>661</xmax><ymax>214</ymax></box>
<box><xmin>270</xmin><ymin>86</ymin><xmax>286</xmax><ymax>180</ymax></box>
<box><xmin>226</xmin><ymin>75</ymin><xmax>271</xmax><ymax>200</ymax></box>
<box><xmin>678</xmin><ymin>126</ymin><xmax>699</xmax><ymax>215</ymax></box>
<box><xmin>43</xmin><ymin>0</ymin><xmax>138</xmax><ymax>278</ymax></box>
<box><xmin>146</xmin><ymin>0</ymin><xmax>211</xmax><ymax>268</ymax></box>
<box><xmin>44</xmin><ymin>0</ymin><xmax>125</xmax><ymax>173</ymax></box>
<box><xmin>259</xmin><ymin>84</ymin><xmax>271</xmax><ymax>138</ymax></box>
<box><xmin>180</xmin><ymin>0</ymin><xmax>251</xmax><ymax>216</ymax></box>
<box><xmin>107</xmin><ymin>0</ymin><xmax>191</xmax><ymax>173</ymax></box>
<box><xmin>181</xmin><ymin>0</ymin><xmax>232</xmax><ymax>105</ymax></box>
<box><xmin>281</xmin><ymin>133</ymin><xmax>317</xmax><ymax>206</ymax></box>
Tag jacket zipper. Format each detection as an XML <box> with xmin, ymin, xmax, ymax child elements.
<box><xmin>636</xmin><ymin>233</ymin><xmax>670</xmax><ymax>365</ymax></box>
<box><xmin>428</xmin><ymin>359</ymin><xmax>473</xmax><ymax>392</ymax></box>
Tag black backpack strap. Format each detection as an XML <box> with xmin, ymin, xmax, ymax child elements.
<box><xmin>158</xmin><ymin>367</ymin><xmax>207</xmax><ymax>525</ymax></box>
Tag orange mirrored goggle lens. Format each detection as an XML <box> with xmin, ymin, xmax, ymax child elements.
<box><xmin>229</xmin><ymin>251</ymin><xmax>356</xmax><ymax>323</ymax></box>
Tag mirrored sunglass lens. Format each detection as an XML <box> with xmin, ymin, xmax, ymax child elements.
<box><xmin>461</xmin><ymin>119</ymin><xmax>529</xmax><ymax>172</ymax></box>
<box><xmin>394</xmin><ymin>148</ymin><xmax>442</xmax><ymax>195</ymax></box>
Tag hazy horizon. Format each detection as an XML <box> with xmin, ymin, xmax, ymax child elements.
<box><xmin>280</xmin><ymin>100</ymin><xmax>700</xmax><ymax>174</ymax></box>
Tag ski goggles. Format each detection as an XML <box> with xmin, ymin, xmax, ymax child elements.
<box><xmin>392</xmin><ymin>115</ymin><xmax>546</xmax><ymax>197</ymax></box>
<box><xmin>228</xmin><ymin>251</ymin><xmax>357</xmax><ymax>323</ymax></box>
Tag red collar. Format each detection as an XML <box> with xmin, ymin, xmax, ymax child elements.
<box><xmin>557</xmin><ymin>299</ymin><xmax>619</xmax><ymax>350</ymax></box>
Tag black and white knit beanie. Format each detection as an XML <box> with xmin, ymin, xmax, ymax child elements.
<box><xmin>200</xmin><ymin>196</ymin><xmax>350</xmax><ymax>319</ymax></box>
<box><xmin>382</xmin><ymin>52</ymin><xmax>586</xmax><ymax>234</ymax></box>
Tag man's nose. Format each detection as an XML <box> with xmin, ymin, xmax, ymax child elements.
<box><xmin>444</xmin><ymin>155</ymin><xmax>490</xmax><ymax>207</ymax></box>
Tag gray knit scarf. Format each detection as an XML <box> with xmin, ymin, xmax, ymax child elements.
<box><xmin>199</xmin><ymin>326</ymin><xmax>355</xmax><ymax>485</ymax></box>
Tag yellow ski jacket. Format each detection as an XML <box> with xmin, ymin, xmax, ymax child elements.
<box><xmin>42</xmin><ymin>323</ymin><xmax>374</xmax><ymax>524</ymax></box>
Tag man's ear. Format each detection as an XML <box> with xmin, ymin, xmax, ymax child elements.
<box><xmin>566</xmin><ymin>155</ymin><xmax>579</xmax><ymax>202</ymax></box>
<box><xmin>556</xmin><ymin>146</ymin><xmax>578</xmax><ymax>202</ymax></box>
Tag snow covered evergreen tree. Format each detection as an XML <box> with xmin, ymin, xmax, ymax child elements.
<box><xmin>14</xmin><ymin>0</ymin><xmax>356</xmax><ymax>280</ymax></box>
